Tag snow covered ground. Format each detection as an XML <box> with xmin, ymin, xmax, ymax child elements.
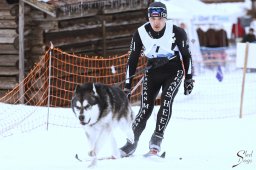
<box><xmin>0</xmin><ymin>67</ymin><xmax>255</xmax><ymax>170</ymax></box>
<box><xmin>0</xmin><ymin>106</ymin><xmax>255</xmax><ymax>170</ymax></box>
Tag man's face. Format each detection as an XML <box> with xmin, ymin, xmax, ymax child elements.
<box><xmin>149</xmin><ymin>17</ymin><xmax>166</xmax><ymax>32</ymax></box>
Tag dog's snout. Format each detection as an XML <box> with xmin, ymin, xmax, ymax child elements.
<box><xmin>79</xmin><ymin>115</ymin><xmax>85</xmax><ymax>121</ymax></box>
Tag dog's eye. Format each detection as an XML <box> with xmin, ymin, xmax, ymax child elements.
<box><xmin>75</xmin><ymin>106</ymin><xmax>81</xmax><ymax>110</ymax></box>
<box><xmin>84</xmin><ymin>104</ymin><xmax>91</xmax><ymax>110</ymax></box>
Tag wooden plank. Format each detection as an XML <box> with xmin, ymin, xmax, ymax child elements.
<box><xmin>0</xmin><ymin>44</ymin><xmax>19</xmax><ymax>54</ymax></box>
<box><xmin>0</xmin><ymin>5</ymin><xmax>17</xmax><ymax>11</ymax></box>
<box><xmin>57</xmin><ymin>18</ymin><xmax>101</xmax><ymax>30</ymax></box>
<box><xmin>23</xmin><ymin>0</ymin><xmax>56</xmax><ymax>17</ymax></box>
<box><xmin>0</xmin><ymin>77</ymin><xmax>18</xmax><ymax>89</ymax></box>
<box><xmin>0</xmin><ymin>55</ymin><xmax>18</xmax><ymax>66</ymax></box>
<box><xmin>0</xmin><ymin>10</ymin><xmax>16</xmax><ymax>19</ymax></box>
<box><xmin>0</xmin><ymin>67</ymin><xmax>19</xmax><ymax>76</ymax></box>
<box><xmin>0</xmin><ymin>29</ymin><xmax>17</xmax><ymax>36</ymax></box>
<box><xmin>0</xmin><ymin>29</ymin><xmax>17</xmax><ymax>43</ymax></box>
<box><xmin>0</xmin><ymin>37</ymin><xmax>15</xmax><ymax>44</ymax></box>
<box><xmin>0</xmin><ymin>15</ymin><xmax>15</xmax><ymax>20</ymax></box>
<box><xmin>0</xmin><ymin>19</ymin><xmax>17</xmax><ymax>28</ymax></box>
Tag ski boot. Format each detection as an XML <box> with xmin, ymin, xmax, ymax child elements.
<box><xmin>149</xmin><ymin>132</ymin><xmax>163</xmax><ymax>152</ymax></box>
<box><xmin>119</xmin><ymin>139</ymin><xmax>138</xmax><ymax>157</ymax></box>
<box><xmin>144</xmin><ymin>132</ymin><xmax>163</xmax><ymax>157</ymax></box>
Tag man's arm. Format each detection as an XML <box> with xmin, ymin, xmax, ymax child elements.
<box><xmin>125</xmin><ymin>31</ymin><xmax>143</xmax><ymax>90</ymax></box>
<box><xmin>174</xmin><ymin>26</ymin><xmax>193</xmax><ymax>79</ymax></box>
<box><xmin>174</xmin><ymin>26</ymin><xmax>194</xmax><ymax>95</ymax></box>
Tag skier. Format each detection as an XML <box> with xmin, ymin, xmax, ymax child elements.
<box><xmin>120</xmin><ymin>2</ymin><xmax>194</xmax><ymax>157</ymax></box>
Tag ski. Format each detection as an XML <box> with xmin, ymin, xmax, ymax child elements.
<box><xmin>75</xmin><ymin>151</ymin><xmax>181</xmax><ymax>162</ymax></box>
<box><xmin>75</xmin><ymin>154</ymin><xmax>117</xmax><ymax>162</ymax></box>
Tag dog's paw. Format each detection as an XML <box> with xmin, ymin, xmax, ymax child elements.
<box><xmin>88</xmin><ymin>150</ymin><xmax>96</xmax><ymax>157</ymax></box>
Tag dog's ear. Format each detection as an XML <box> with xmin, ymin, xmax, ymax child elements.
<box><xmin>74</xmin><ymin>84</ymin><xmax>81</xmax><ymax>92</ymax></box>
<box><xmin>92</xmin><ymin>83</ymin><xmax>98</xmax><ymax>96</ymax></box>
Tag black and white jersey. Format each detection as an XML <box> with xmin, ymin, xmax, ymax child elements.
<box><xmin>125</xmin><ymin>21</ymin><xmax>193</xmax><ymax>89</ymax></box>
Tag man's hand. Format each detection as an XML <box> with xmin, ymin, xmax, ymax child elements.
<box><xmin>184</xmin><ymin>78</ymin><xmax>194</xmax><ymax>95</ymax></box>
<box><xmin>123</xmin><ymin>88</ymin><xmax>131</xmax><ymax>100</ymax></box>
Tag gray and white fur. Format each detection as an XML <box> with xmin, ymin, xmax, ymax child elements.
<box><xmin>71</xmin><ymin>82</ymin><xmax>134</xmax><ymax>167</ymax></box>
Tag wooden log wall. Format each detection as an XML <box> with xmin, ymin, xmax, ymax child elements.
<box><xmin>0</xmin><ymin>0</ymin><xmax>149</xmax><ymax>99</ymax></box>
<box><xmin>43</xmin><ymin>10</ymin><xmax>148</xmax><ymax>56</ymax></box>
<box><xmin>0</xmin><ymin>0</ymin><xmax>19</xmax><ymax>97</ymax></box>
<box><xmin>42</xmin><ymin>10</ymin><xmax>148</xmax><ymax>56</ymax></box>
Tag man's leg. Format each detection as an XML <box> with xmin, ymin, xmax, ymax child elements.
<box><xmin>149</xmin><ymin>70</ymin><xmax>184</xmax><ymax>153</ymax></box>
<box><xmin>120</xmin><ymin>72</ymin><xmax>161</xmax><ymax>157</ymax></box>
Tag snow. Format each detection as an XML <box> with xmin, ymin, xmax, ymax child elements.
<box><xmin>0</xmin><ymin>69</ymin><xmax>256</xmax><ymax>170</ymax></box>
<box><xmin>0</xmin><ymin>108</ymin><xmax>255</xmax><ymax>170</ymax></box>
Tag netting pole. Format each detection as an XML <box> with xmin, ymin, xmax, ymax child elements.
<box><xmin>239</xmin><ymin>42</ymin><xmax>249</xmax><ymax>119</ymax></box>
<box><xmin>46</xmin><ymin>42</ymin><xmax>53</xmax><ymax>130</ymax></box>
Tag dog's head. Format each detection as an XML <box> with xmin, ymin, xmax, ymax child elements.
<box><xmin>71</xmin><ymin>83</ymin><xmax>100</xmax><ymax>126</ymax></box>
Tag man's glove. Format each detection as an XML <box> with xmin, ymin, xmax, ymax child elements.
<box><xmin>123</xmin><ymin>88</ymin><xmax>131</xmax><ymax>100</ymax></box>
<box><xmin>184</xmin><ymin>78</ymin><xmax>194</xmax><ymax>95</ymax></box>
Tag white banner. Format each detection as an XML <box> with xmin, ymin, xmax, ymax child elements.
<box><xmin>236</xmin><ymin>43</ymin><xmax>256</xmax><ymax>68</ymax></box>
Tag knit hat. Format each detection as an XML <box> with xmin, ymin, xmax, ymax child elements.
<box><xmin>148</xmin><ymin>2</ymin><xmax>167</xmax><ymax>18</ymax></box>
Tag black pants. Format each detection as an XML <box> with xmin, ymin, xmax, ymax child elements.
<box><xmin>132</xmin><ymin>61</ymin><xmax>184</xmax><ymax>141</ymax></box>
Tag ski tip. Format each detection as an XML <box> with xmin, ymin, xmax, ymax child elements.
<box><xmin>160</xmin><ymin>151</ymin><xmax>166</xmax><ymax>158</ymax></box>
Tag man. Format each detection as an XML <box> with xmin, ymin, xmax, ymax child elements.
<box><xmin>120</xmin><ymin>2</ymin><xmax>194</xmax><ymax>157</ymax></box>
<box><xmin>242</xmin><ymin>28</ymin><xmax>256</xmax><ymax>43</ymax></box>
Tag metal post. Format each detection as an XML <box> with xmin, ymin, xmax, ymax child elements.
<box><xmin>19</xmin><ymin>0</ymin><xmax>25</xmax><ymax>104</ymax></box>
<box><xmin>46</xmin><ymin>42</ymin><xmax>54</xmax><ymax>130</ymax></box>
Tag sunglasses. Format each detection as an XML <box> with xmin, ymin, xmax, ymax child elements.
<box><xmin>148</xmin><ymin>7</ymin><xmax>167</xmax><ymax>18</ymax></box>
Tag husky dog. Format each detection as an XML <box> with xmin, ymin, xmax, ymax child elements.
<box><xmin>71</xmin><ymin>82</ymin><xmax>134</xmax><ymax>167</ymax></box>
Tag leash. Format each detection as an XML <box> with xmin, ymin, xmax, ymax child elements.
<box><xmin>115</xmin><ymin>65</ymin><xmax>152</xmax><ymax>87</ymax></box>
<box><xmin>118</xmin><ymin>55</ymin><xmax>177</xmax><ymax>94</ymax></box>
<box><xmin>131</xmin><ymin>76</ymin><xmax>144</xmax><ymax>95</ymax></box>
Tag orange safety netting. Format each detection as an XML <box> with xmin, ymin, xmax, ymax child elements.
<box><xmin>0</xmin><ymin>47</ymin><xmax>147</xmax><ymax>107</ymax></box>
